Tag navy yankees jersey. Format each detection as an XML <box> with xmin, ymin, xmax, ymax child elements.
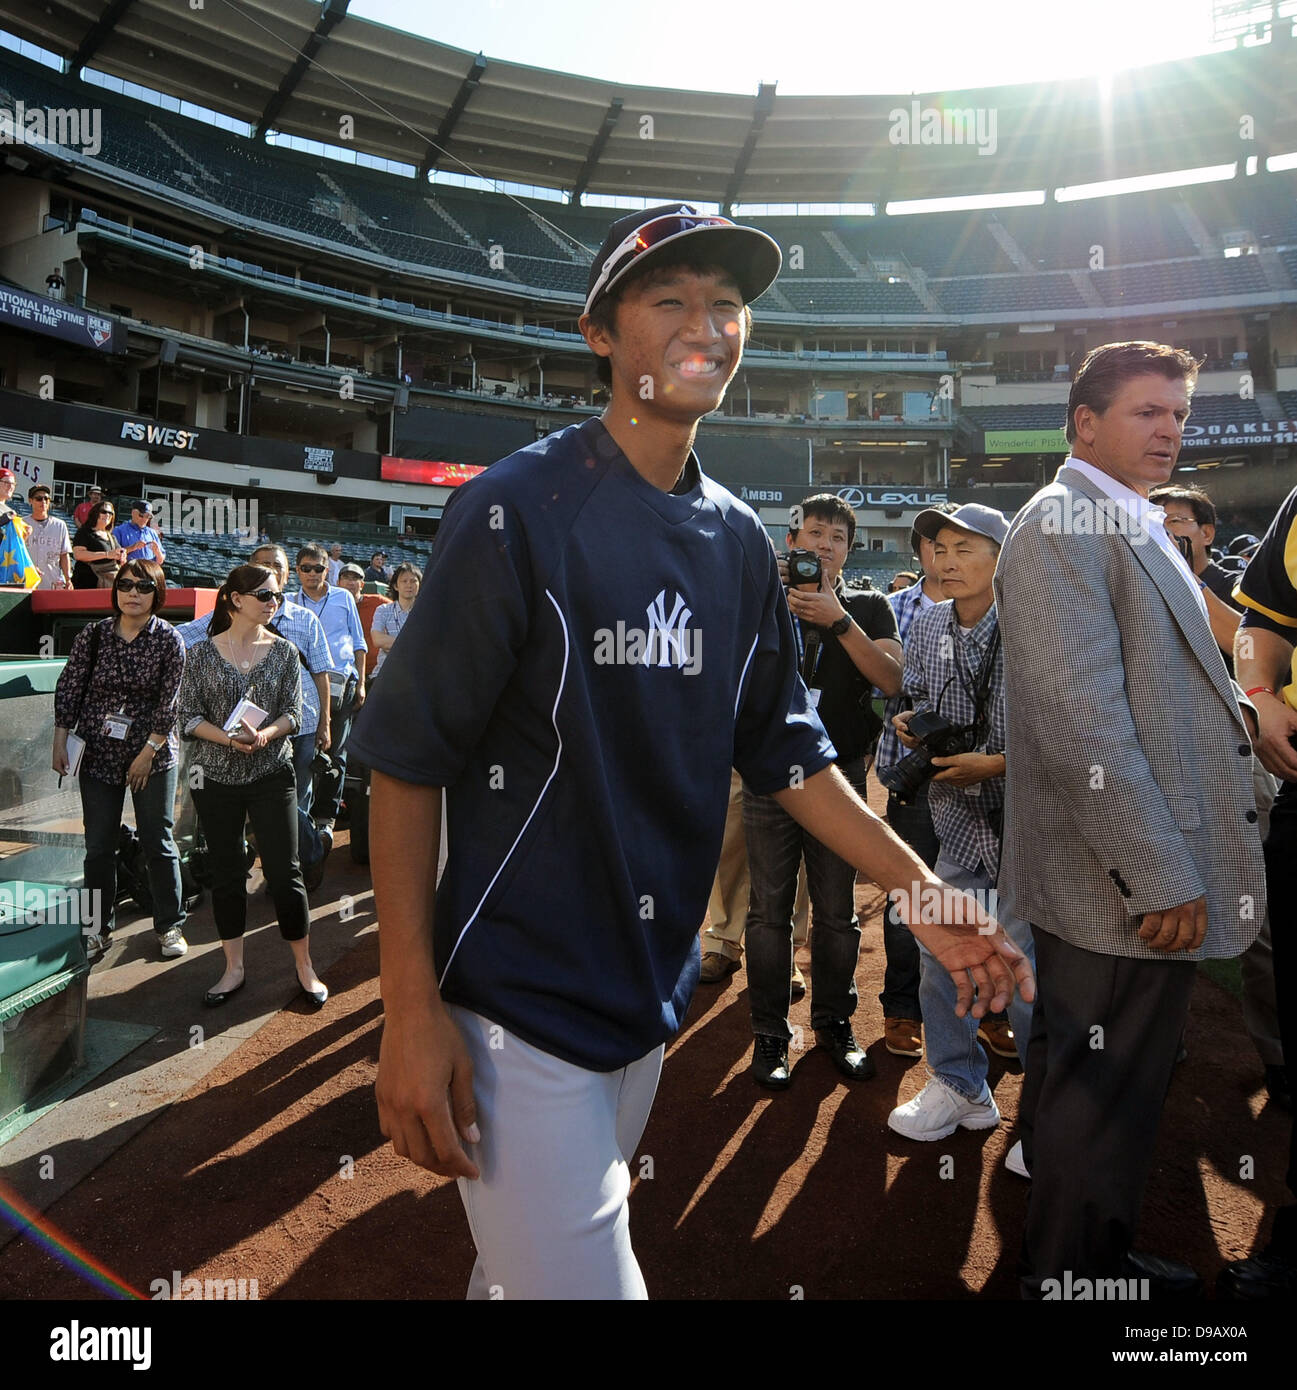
<box><xmin>350</xmin><ymin>417</ymin><xmax>835</xmax><ymax>1070</ymax></box>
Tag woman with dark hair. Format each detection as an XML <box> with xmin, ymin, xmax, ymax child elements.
<box><xmin>52</xmin><ymin>559</ymin><xmax>187</xmax><ymax>960</ymax></box>
<box><xmin>369</xmin><ymin>563</ymin><xmax>422</xmax><ymax>677</ymax></box>
<box><xmin>70</xmin><ymin>500</ymin><xmax>127</xmax><ymax>589</ymax></box>
<box><xmin>178</xmin><ymin>563</ymin><xmax>326</xmax><ymax>1007</ymax></box>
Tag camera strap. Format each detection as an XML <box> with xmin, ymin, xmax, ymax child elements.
<box><xmin>948</xmin><ymin>611</ymin><xmax>1000</xmax><ymax>741</ymax></box>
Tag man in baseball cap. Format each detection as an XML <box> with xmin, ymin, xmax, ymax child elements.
<box><xmin>580</xmin><ymin>204</ymin><xmax>781</xmax><ymax>402</ymax></box>
<box><xmin>352</xmin><ymin>200</ymin><xmax>1032</xmax><ymax>1299</ymax></box>
<box><xmin>884</xmin><ymin>499</ymin><xmax>1036</xmax><ymax>1147</ymax></box>
<box><xmin>911</xmin><ymin>501</ymin><xmax>1010</xmax><ymax>551</ymax></box>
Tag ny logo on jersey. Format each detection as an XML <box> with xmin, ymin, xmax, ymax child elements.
<box><xmin>592</xmin><ymin>588</ymin><xmax>703</xmax><ymax>675</ymax></box>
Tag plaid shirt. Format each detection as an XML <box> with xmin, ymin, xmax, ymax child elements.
<box><xmin>874</xmin><ymin>579</ymin><xmax>939</xmax><ymax>780</ymax></box>
<box><xmin>900</xmin><ymin>599</ymin><xmax>1006</xmax><ymax>876</ymax></box>
<box><xmin>173</xmin><ymin>597</ymin><xmax>333</xmax><ymax>735</ymax></box>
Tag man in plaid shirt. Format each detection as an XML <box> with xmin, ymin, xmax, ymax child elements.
<box><xmin>883</xmin><ymin>503</ymin><xmax>1037</xmax><ymax>1144</ymax></box>
<box><xmin>873</xmin><ymin>505</ymin><xmax>956</xmax><ymax>1061</ymax></box>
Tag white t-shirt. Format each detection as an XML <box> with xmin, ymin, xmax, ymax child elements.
<box><xmin>26</xmin><ymin>515</ymin><xmax>72</xmax><ymax>588</ymax></box>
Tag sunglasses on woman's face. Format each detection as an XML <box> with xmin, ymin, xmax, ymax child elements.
<box><xmin>115</xmin><ymin>580</ymin><xmax>154</xmax><ymax>594</ymax></box>
<box><xmin>244</xmin><ymin>589</ymin><xmax>282</xmax><ymax>605</ymax></box>
<box><xmin>298</xmin><ymin>564</ymin><xmax>325</xmax><ymax>574</ymax></box>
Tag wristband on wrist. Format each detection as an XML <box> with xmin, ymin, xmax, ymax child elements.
<box><xmin>1245</xmin><ymin>686</ymin><xmax>1277</xmax><ymax>699</ymax></box>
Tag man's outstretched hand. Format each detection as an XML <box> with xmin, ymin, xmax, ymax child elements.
<box><xmin>903</xmin><ymin>897</ymin><xmax>1036</xmax><ymax>1018</ymax></box>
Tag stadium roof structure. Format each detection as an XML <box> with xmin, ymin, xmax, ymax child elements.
<box><xmin>4</xmin><ymin>1</ymin><xmax>1297</xmax><ymax>206</ymax></box>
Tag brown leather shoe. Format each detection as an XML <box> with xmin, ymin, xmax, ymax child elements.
<box><xmin>884</xmin><ymin>1017</ymin><xmax>923</xmax><ymax>1058</ymax></box>
<box><xmin>699</xmin><ymin>951</ymin><xmax>740</xmax><ymax>984</ymax></box>
<box><xmin>977</xmin><ymin>1016</ymin><xmax>1018</xmax><ymax>1059</ymax></box>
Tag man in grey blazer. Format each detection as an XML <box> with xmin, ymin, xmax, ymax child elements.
<box><xmin>994</xmin><ymin>340</ymin><xmax>1266</xmax><ymax>1298</ymax></box>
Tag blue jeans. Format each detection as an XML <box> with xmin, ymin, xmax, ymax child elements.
<box><xmin>879</xmin><ymin>789</ymin><xmax>937</xmax><ymax>1020</ymax></box>
<box><xmin>917</xmin><ymin>853</ymin><xmax>1036</xmax><ymax>1102</ymax></box>
<box><xmin>292</xmin><ymin>732</ymin><xmax>323</xmax><ymax>866</ymax></box>
<box><xmin>80</xmin><ymin>765</ymin><xmax>184</xmax><ymax>938</ymax></box>
<box><xmin>744</xmin><ymin>756</ymin><xmax>869</xmax><ymax>1040</ymax></box>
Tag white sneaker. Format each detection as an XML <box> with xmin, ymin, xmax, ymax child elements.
<box><xmin>887</xmin><ymin>1078</ymin><xmax>1001</xmax><ymax>1141</ymax></box>
<box><xmin>1005</xmin><ymin>1139</ymin><xmax>1030</xmax><ymax>1179</ymax></box>
<box><xmin>159</xmin><ymin>928</ymin><xmax>188</xmax><ymax>959</ymax></box>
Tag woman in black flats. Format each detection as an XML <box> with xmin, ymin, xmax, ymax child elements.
<box><xmin>178</xmin><ymin>563</ymin><xmax>327</xmax><ymax>1007</ymax></box>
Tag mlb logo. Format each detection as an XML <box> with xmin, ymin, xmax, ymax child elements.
<box><xmin>87</xmin><ymin>316</ymin><xmax>111</xmax><ymax>348</ymax></box>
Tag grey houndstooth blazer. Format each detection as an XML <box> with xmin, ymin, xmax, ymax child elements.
<box><xmin>993</xmin><ymin>464</ymin><xmax>1265</xmax><ymax>960</ymax></box>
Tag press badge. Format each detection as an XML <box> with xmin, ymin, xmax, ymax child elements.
<box><xmin>103</xmin><ymin>707</ymin><xmax>133</xmax><ymax>741</ymax></box>
<box><xmin>807</xmin><ymin>689</ymin><xmax>822</xmax><ymax>710</ymax></box>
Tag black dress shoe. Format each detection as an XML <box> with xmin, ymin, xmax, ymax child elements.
<box><xmin>1217</xmin><ymin>1247</ymin><xmax>1297</xmax><ymax>1300</ymax></box>
<box><xmin>1120</xmin><ymin>1250</ymin><xmax>1202</xmax><ymax>1300</ymax></box>
<box><xmin>751</xmin><ymin>1034</ymin><xmax>792</xmax><ymax>1089</ymax></box>
<box><xmin>815</xmin><ymin>1021</ymin><xmax>876</xmax><ymax>1081</ymax></box>
<box><xmin>203</xmin><ymin>977</ymin><xmax>246</xmax><ymax>1007</ymax></box>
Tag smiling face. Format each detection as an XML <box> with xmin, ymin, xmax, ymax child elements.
<box><xmin>580</xmin><ymin>266</ymin><xmax>745</xmax><ymax>423</ymax></box>
<box><xmin>1071</xmin><ymin>372</ymin><xmax>1191</xmax><ymax>497</ymax></box>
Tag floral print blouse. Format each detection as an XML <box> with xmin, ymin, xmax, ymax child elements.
<box><xmin>53</xmin><ymin>615</ymin><xmax>184</xmax><ymax>785</ymax></box>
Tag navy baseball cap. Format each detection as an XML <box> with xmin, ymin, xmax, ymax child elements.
<box><xmin>584</xmin><ymin>203</ymin><xmax>782</xmax><ymax>317</ymax></box>
<box><xmin>913</xmin><ymin>502</ymin><xmax>1010</xmax><ymax>548</ymax></box>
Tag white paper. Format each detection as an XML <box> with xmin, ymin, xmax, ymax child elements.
<box><xmin>65</xmin><ymin>730</ymin><xmax>86</xmax><ymax>776</ymax></box>
<box><xmin>222</xmin><ymin>698</ymin><xmax>269</xmax><ymax>736</ymax></box>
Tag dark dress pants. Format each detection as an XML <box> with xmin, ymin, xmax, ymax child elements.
<box><xmin>1018</xmin><ymin>925</ymin><xmax>1197</xmax><ymax>1296</ymax></box>
<box><xmin>1262</xmin><ymin>780</ymin><xmax>1297</xmax><ymax>1251</ymax></box>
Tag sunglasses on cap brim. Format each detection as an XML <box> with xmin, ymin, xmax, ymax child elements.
<box><xmin>585</xmin><ymin>212</ymin><xmax>739</xmax><ymax>315</ymax></box>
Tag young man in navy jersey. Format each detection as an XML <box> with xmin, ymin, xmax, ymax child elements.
<box><xmin>350</xmin><ymin>203</ymin><xmax>1034</xmax><ymax>1300</ymax></box>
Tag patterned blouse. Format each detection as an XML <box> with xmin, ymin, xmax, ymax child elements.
<box><xmin>370</xmin><ymin>599</ymin><xmax>413</xmax><ymax>674</ymax></box>
<box><xmin>178</xmin><ymin>636</ymin><xmax>302</xmax><ymax>786</ymax></box>
<box><xmin>53</xmin><ymin>615</ymin><xmax>185</xmax><ymax>786</ymax></box>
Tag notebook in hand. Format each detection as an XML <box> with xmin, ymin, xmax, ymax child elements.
<box><xmin>65</xmin><ymin>730</ymin><xmax>86</xmax><ymax>777</ymax></box>
<box><xmin>222</xmin><ymin>698</ymin><xmax>270</xmax><ymax>736</ymax></box>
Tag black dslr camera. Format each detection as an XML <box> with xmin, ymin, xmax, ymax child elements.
<box><xmin>886</xmin><ymin>709</ymin><xmax>978</xmax><ymax>804</ymax></box>
<box><xmin>785</xmin><ymin>549</ymin><xmax>823</xmax><ymax>590</ymax></box>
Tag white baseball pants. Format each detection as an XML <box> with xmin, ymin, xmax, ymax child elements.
<box><xmin>447</xmin><ymin>1004</ymin><xmax>664</xmax><ymax>1300</ymax></box>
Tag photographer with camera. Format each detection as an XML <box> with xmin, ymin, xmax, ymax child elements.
<box><xmin>883</xmin><ymin>504</ymin><xmax>1037</xmax><ymax>1141</ymax></box>
<box><xmin>746</xmin><ymin>495</ymin><xmax>903</xmax><ymax>1089</ymax></box>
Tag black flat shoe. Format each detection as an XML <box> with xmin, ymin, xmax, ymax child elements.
<box><xmin>298</xmin><ymin>978</ymin><xmax>328</xmax><ymax>1007</ymax></box>
<box><xmin>204</xmin><ymin>978</ymin><xmax>246</xmax><ymax>1007</ymax></box>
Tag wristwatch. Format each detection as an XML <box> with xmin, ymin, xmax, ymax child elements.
<box><xmin>146</xmin><ymin>736</ymin><xmax>166</xmax><ymax>753</ymax></box>
<box><xmin>828</xmin><ymin>614</ymin><xmax>852</xmax><ymax>637</ymax></box>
